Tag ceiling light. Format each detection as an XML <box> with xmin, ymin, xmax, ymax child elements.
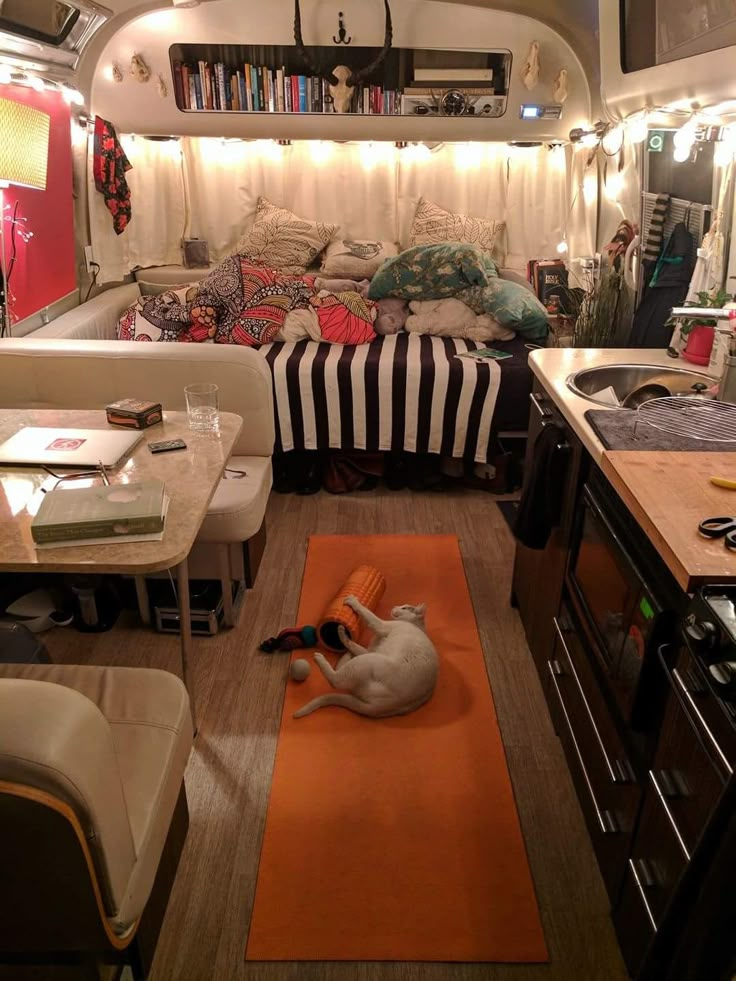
<box><xmin>171</xmin><ymin>0</ymin><xmax>201</xmax><ymax>6</ymax></box>
<box><xmin>673</xmin><ymin>144</ymin><xmax>692</xmax><ymax>163</ymax></box>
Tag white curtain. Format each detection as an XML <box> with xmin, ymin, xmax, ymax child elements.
<box><xmin>89</xmin><ymin>135</ymin><xmax>186</xmax><ymax>284</ymax></box>
<box><xmin>397</xmin><ymin>143</ymin><xmax>508</xmax><ymax>254</ymax></box>
<box><xmin>89</xmin><ymin>136</ymin><xmax>599</xmax><ymax>282</ymax></box>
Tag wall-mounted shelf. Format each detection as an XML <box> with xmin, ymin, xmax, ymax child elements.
<box><xmin>168</xmin><ymin>42</ymin><xmax>510</xmax><ymax>118</ymax></box>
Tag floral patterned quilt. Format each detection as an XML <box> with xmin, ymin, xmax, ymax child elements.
<box><xmin>117</xmin><ymin>255</ymin><xmax>377</xmax><ymax>346</ymax></box>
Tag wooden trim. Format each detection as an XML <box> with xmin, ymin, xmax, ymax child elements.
<box><xmin>0</xmin><ymin>781</ymin><xmax>137</xmax><ymax>952</ymax></box>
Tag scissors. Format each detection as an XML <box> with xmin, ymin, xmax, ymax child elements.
<box><xmin>698</xmin><ymin>516</ymin><xmax>736</xmax><ymax>550</ymax></box>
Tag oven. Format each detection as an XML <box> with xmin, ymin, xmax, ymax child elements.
<box><xmin>566</xmin><ymin>469</ymin><xmax>680</xmax><ymax>730</ymax></box>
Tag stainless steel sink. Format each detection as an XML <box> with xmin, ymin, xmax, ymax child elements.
<box><xmin>566</xmin><ymin>364</ymin><xmax>714</xmax><ymax>407</ymax></box>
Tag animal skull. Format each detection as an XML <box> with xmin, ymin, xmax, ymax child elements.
<box><xmin>129</xmin><ymin>54</ymin><xmax>150</xmax><ymax>84</ymax></box>
<box><xmin>329</xmin><ymin>65</ymin><xmax>355</xmax><ymax>114</ymax></box>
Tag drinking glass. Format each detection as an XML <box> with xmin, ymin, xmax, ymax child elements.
<box><xmin>185</xmin><ymin>383</ymin><xmax>219</xmax><ymax>433</ymax></box>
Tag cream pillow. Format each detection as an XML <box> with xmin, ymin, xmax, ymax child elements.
<box><xmin>235</xmin><ymin>197</ymin><xmax>338</xmax><ymax>275</ymax></box>
<box><xmin>320</xmin><ymin>238</ymin><xmax>398</xmax><ymax>279</ymax></box>
<box><xmin>409</xmin><ymin>197</ymin><xmax>505</xmax><ymax>264</ymax></box>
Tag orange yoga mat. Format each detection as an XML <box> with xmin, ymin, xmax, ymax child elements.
<box><xmin>246</xmin><ymin>535</ymin><xmax>547</xmax><ymax>963</ymax></box>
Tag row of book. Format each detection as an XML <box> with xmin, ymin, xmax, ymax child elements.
<box><xmin>173</xmin><ymin>61</ymin><xmax>401</xmax><ymax>114</ymax></box>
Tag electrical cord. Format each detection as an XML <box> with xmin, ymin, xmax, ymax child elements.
<box><xmin>5</xmin><ymin>200</ymin><xmax>19</xmax><ymax>286</ymax></box>
<box><xmin>84</xmin><ymin>261</ymin><xmax>100</xmax><ymax>302</ymax></box>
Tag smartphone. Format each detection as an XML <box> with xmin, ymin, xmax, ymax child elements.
<box><xmin>148</xmin><ymin>438</ymin><xmax>187</xmax><ymax>454</ymax></box>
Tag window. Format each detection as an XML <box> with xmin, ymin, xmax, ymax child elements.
<box><xmin>0</xmin><ymin>1</ymin><xmax>80</xmax><ymax>47</ymax></box>
<box><xmin>620</xmin><ymin>0</ymin><xmax>736</xmax><ymax>72</ymax></box>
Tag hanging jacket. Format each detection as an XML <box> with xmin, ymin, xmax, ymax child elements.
<box><xmin>628</xmin><ymin>222</ymin><xmax>695</xmax><ymax>349</ymax></box>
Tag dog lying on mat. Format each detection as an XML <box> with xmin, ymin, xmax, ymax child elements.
<box><xmin>294</xmin><ymin>595</ymin><xmax>438</xmax><ymax>719</ymax></box>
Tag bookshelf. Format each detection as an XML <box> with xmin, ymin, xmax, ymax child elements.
<box><xmin>169</xmin><ymin>43</ymin><xmax>510</xmax><ymax>116</ymax></box>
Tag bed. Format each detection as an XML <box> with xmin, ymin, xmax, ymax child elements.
<box><xmin>258</xmin><ymin>333</ymin><xmax>532</xmax><ymax>463</ymax></box>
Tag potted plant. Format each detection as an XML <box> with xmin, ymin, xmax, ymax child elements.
<box><xmin>555</xmin><ymin>266</ymin><xmax>634</xmax><ymax>348</ymax></box>
<box><xmin>673</xmin><ymin>288</ymin><xmax>732</xmax><ymax>366</ymax></box>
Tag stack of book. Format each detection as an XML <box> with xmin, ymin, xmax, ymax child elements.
<box><xmin>31</xmin><ymin>480</ymin><xmax>168</xmax><ymax>548</ymax></box>
<box><xmin>172</xmin><ymin>60</ymin><xmax>401</xmax><ymax>114</ymax></box>
<box><xmin>403</xmin><ymin>66</ymin><xmax>496</xmax><ymax>97</ymax></box>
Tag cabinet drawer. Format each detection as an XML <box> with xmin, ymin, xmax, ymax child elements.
<box><xmin>615</xmin><ymin>781</ymin><xmax>690</xmax><ymax>976</ymax></box>
<box><xmin>547</xmin><ymin>614</ymin><xmax>642</xmax><ymax>902</ymax></box>
<box><xmin>649</xmin><ymin>665</ymin><xmax>728</xmax><ymax>861</ymax></box>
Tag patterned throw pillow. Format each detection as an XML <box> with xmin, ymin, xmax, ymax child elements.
<box><xmin>234</xmin><ymin>197</ymin><xmax>338</xmax><ymax>275</ymax></box>
<box><xmin>367</xmin><ymin>243</ymin><xmax>497</xmax><ymax>301</ymax></box>
<box><xmin>457</xmin><ymin>280</ymin><xmax>549</xmax><ymax>342</ymax></box>
<box><xmin>320</xmin><ymin>238</ymin><xmax>398</xmax><ymax>279</ymax></box>
<box><xmin>409</xmin><ymin>198</ymin><xmax>506</xmax><ymax>264</ymax></box>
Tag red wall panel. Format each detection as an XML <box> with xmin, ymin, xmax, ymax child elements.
<box><xmin>1</xmin><ymin>86</ymin><xmax>76</xmax><ymax>326</ymax></box>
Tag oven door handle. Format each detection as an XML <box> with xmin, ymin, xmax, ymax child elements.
<box><xmin>672</xmin><ymin>668</ymin><xmax>734</xmax><ymax>776</ymax></box>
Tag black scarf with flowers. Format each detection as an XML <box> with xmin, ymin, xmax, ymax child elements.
<box><xmin>93</xmin><ymin>116</ymin><xmax>132</xmax><ymax>235</ymax></box>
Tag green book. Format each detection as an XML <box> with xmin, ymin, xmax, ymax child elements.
<box><xmin>32</xmin><ymin>480</ymin><xmax>166</xmax><ymax>544</ymax></box>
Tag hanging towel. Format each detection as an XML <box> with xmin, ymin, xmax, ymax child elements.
<box><xmin>512</xmin><ymin>422</ymin><xmax>568</xmax><ymax>550</ymax></box>
<box><xmin>93</xmin><ymin>116</ymin><xmax>132</xmax><ymax>235</ymax></box>
<box><xmin>641</xmin><ymin>193</ymin><xmax>670</xmax><ymax>265</ymax></box>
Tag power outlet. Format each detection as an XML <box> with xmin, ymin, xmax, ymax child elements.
<box><xmin>84</xmin><ymin>245</ymin><xmax>95</xmax><ymax>275</ymax></box>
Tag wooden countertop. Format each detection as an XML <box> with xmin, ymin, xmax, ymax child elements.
<box><xmin>601</xmin><ymin>451</ymin><xmax>736</xmax><ymax>592</ymax></box>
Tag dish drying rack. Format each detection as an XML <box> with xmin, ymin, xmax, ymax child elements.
<box><xmin>636</xmin><ymin>396</ymin><xmax>736</xmax><ymax>442</ymax></box>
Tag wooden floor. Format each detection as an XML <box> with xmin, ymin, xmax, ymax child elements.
<box><xmin>4</xmin><ymin>489</ymin><xmax>628</xmax><ymax>981</ymax></box>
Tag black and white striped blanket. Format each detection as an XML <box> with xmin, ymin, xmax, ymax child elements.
<box><xmin>257</xmin><ymin>334</ymin><xmax>502</xmax><ymax>463</ymax></box>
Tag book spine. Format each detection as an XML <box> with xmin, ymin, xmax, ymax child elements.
<box><xmin>298</xmin><ymin>75</ymin><xmax>307</xmax><ymax>113</ymax></box>
<box><xmin>32</xmin><ymin>514</ymin><xmax>165</xmax><ymax>544</ymax></box>
<box><xmin>218</xmin><ymin>64</ymin><xmax>228</xmax><ymax>111</ymax></box>
<box><xmin>244</xmin><ymin>63</ymin><xmax>252</xmax><ymax>110</ymax></box>
<box><xmin>173</xmin><ymin>62</ymin><xmax>185</xmax><ymax>109</ymax></box>
<box><xmin>232</xmin><ymin>72</ymin><xmax>240</xmax><ymax>110</ymax></box>
<box><xmin>292</xmin><ymin>75</ymin><xmax>299</xmax><ymax>112</ymax></box>
<box><xmin>181</xmin><ymin>64</ymin><xmax>191</xmax><ymax>109</ymax></box>
<box><xmin>238</xmin><ymin>71</ymin><xmax>246</xmax><ymax>111</ymax></box>
<box><xmin>284</xmin><ymin>75</ymin><xmax>292</xmax><ymax>112</ymax></box>
<box><xmin>268</xmin><ymin>68</ymin><xmax>275</xmax><ymax>112</ymax></box>
<box><xmin>203</xmin><ymin>63</ymin><xmax>214</xmax><ymax>110</ymax></box>
<box><xmin>251</xmin><ymin>66</ymin><xmax>260</xmax><ymax>111</ymax></box>
<box><xmin>193</xmin><ymin>72</ymin><xmax>203</xmax><ymax>110</ymax></box>
<box><xmin>225</xmin><ymin>71</ymin><xmax>232</xmax><ymax>109</ymax></box>
<box><xmin>188</xmin><ymin>75</ymin><xmax>198</xmax><ymax>111</ymax></box>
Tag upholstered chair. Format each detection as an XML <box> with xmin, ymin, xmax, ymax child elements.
<box><xmin>0</xmin><ymin>663</ymin><xmax>193</xmax><ymax>979</ymax></box>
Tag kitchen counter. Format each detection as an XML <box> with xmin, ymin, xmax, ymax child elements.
<box><xmin>601</xmin><ymin>451</ymin><xmax>736</xmax><ymax>592</ymax></box>
<box><xmin>528</xmin><ymin>348</ymin><xmax>736</xmax><ymax>592</ymax></box>
<box><xmin>527</xmin><ymin>347</ymin><xmax>713</xmax><ymax>464</ymax></box>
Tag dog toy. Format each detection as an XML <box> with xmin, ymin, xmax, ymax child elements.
<box><xmin>259</xmin><ymin>625</ymin><xmax>317</xmax><ymax>653</ymax></box>
<box><xmin>317</xmin><ymin>565</ymin><xmax>386</xmax><ymax>652</ymax></box>
<box><xmin>289</xmin><ymin>659</ymin><xmax>311</xmax><ymax>682</ymax></box>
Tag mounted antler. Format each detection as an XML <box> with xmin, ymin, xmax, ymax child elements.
<box><xmin>346</xmin><ymin>0</ymin><xmax>392</xmax><ymax>88</ymax></box>
<box><xmin>293</xmin><ymin>0</ymin><xmax>393</xmax><ymax>113</ymax></box>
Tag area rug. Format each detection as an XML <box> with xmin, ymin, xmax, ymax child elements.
<box><xmin>245</xmin><ymin>534</ymin><xmax>547</xmax><ymax>963</ymax></box>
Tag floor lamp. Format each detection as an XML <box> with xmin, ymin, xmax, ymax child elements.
<box><xmin>0</xmin><ymin>96</ymin><xmax>50</xmax><ymax>337</ymax></box>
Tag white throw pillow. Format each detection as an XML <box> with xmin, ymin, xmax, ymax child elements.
<box><xmin>234</xmin><ymin>197</ymin><xmax>338</xmax><ymax>275</ymax></box>
<box><xmin>320</xmin><ymin>238</ymin><xmax>398</xmax><ymax>279</ymax></box>
<box><xmin>409</xmin><ymin>197</ymin><xmax>506</xmax><ymax>265</ymax></box>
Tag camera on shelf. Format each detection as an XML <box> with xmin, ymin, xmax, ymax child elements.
<box><xmin>400</xmin><ymin>91</ymin><xmax>505</xmax><ymax>117</ymax></box>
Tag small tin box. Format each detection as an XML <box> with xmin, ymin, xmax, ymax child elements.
<box><xmin>105</xmin><ymin>398</ymin><xmax>163</xmax><ymax>430</ymax></box>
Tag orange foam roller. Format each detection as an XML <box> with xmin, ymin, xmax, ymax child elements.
<box><xmin>317</xmin><ymin>564</ymin><xmax>386</xmax><ymax>652</ymax></box>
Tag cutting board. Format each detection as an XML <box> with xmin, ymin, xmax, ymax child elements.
<box><xmin>601</xmin><ymin>451</ymin><xmax>736</xmax><ymax>592</ymax></box>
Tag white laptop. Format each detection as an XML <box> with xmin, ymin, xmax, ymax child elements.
<box><xmin>0</xmin><ymin>427</ymin><xmax>144</xmax><ymax>468</ymax></box>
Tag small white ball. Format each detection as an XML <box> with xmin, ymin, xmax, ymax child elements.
<box><xmin>289</xmin><ymin>658</ymin><xmax>311</xmax><ymax>682</ymax></box>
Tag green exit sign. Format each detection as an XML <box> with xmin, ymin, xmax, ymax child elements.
<box><xmin>648</xmin><ymin>131</ymin><xmax>665</xmax><ymax>153</ymax></box>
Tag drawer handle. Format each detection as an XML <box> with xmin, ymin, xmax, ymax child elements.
<box><xmin>628</xmin><ymin>858</ymin><xmax>658</xmax><ymax>932</ymax></box>
<box><xmin>553</xmin><ymin>618</ymin><xmax>635</xmax><ymax>785</ymax></box>
<box><xmin>648</xmin><ymin>770</ymin><xmax>691</xmax><ymax>862</ymax></box>
<box><xmin>672</xmin><ymin>668</ymin><xmax>734</xmax><ymax>776</ymax></box>
<box><xmin>547</xmin><ymin>660</ymin><xmax>620</xmax><ymax>835</ymax></box>
<box><xmin>530</xmin><ymin>391</ymin><xmax>553</xmax><ymax>419</ymax></box>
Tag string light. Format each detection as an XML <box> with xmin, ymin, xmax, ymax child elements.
<box><xmin>0</xmin><ymin>65</ymin><xmax>11</xmax><ymax>85</ymax></box>
<box><xmin>556</xmin><ymin>239</ymin><xmax>569</xmax><ymax>255</ymax></box>
<box><xmin>27</xmin><ymin>75</ymin><xmax>45</xmax><ymax>92</ymax></box>
<box><xmin>627</xmin><ymin>112</ymin><xmax>649</xmax><ymax>144</ymax></box>
<box><xmin>61</xmin><ymin>86</ymin><xmax>84</xmax><ymax>106</ymax></box>
<box><xmin>673</xmin><ymin>144</ymin><xmax>692</xmax><ymax>163</ymax></box>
